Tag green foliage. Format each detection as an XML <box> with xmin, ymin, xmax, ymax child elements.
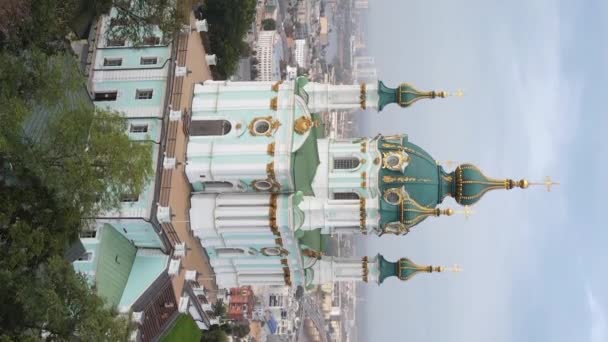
<box><xmin>161</xmin><ymin>314</ymin><xmax>202</xmax><ymax>342</ymax></box>
<box><xmin>211</xmin><ymin>300</ymin><xmax>227</xmax><ymax>318</ymax></box>
<box><xmin>200</xmin><ymin>0</ymin><xmax>257</xmax><ymax>78</ymax></box>
<box><xmin>262</xmin><ymin>18</ymin><xmax>277</xmax><ymax>31</ymax></box>
<box><xmin>231</xmin><ymin>321</ymin><xmax>251</xmax><ymax>338</ymax></box>
<box><xmin>106</xmin><ymin>0</ymin><xmax>184</xmax><ymax>46</ymax></box>
<box><xmin>0</xmin><ymin>163</ymin><xmax>131</xmax><ymax>341</ymax></box>
<box><xmin>200</xmin><ymin>329</ymin><xmax>228</xmax><ymax>342</ymax></box>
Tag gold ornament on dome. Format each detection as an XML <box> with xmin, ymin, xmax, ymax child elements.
<box><xmin>383</xmin><ymin>187</ymin><xmax>405</xmax><ymax>205</ymax></box>
<box><xmin>382</xmin><ymin>151</ymin><xmax>410</xmax><ymax>171</ymax></box>
<box><xmin>383</xmin><ymin>175</ymin><xmax>432</xmax><ymax>183</ymax></box>
<box><xmin>294</xmin><ymin>116</ymin><xmax>318</xmax><ymax>135</ymax></box>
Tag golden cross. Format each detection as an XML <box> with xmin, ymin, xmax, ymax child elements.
<box><xmin>543</xmin><ymin>176</ymin><xmax>559</xmax><ymax>192</ymax></box>
<box><xmin>452</xmin><ymin>89</ymin><xmax>465</xmax><ymax>97</ymax></box>
<box><xmin>442</xmin><ymin>264</ymin><xmax>462</xmax><ymax>272</ymax></box>
<box><xmin>455</xmin><ymin>205</ymin><xmax>475</xmax><ymax>219</ymax></box>
<box><xmin>530</xmin><ymin>176</ymin><xmax>560</xmax><ymax>192</ymax></box>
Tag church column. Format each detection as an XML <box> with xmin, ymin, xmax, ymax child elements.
<box><xmin>303</xmin><ymin>82</ymin><xmax>379</xmax><ymax>113</ymax></box>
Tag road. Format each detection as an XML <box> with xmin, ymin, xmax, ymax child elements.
<box><xmin>301</xmin><ymin>295</ymin><xmax>330</xmax><ymax>342</ymax></box>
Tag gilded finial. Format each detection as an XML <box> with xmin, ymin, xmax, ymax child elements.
<box><xmin>440</xmin><ymin>208</ymin><xmax>454</xmax><ymax>216</ymax></box>
<box><xmin>436</xmin><ymin>90</ymin><xmax>464</xmax><ymax>98</ymax></box>
<box><xmin>436</xmin><ymin>264</ymin><xmax>462</xmax><ymax>273</ymax></box>
<box><xmin>453</xmin><ymin>205</ymin><xmax>475</xmax><ymax>219</ymax></box>
<box><xmin>436</xmin><ymin>160</ymin><xmax>459</xmax><ymax>168</ymax></box>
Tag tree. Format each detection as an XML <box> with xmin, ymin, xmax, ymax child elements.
<box><xmin>200</xmin><ymin>329</ymin><xmax>228</xmax><ymax>342</ymax></box>
<box><xmin>0</xmin><ymin>162</ymin><xmax>131</xmax><ymax>340</ymax></box>
<box><xmin>211</xmin><ymin>300</ymin><xmax>227</xmax><ymax>318</ymax></box>
<box><xmin>262</xmin><ymin>18</ymin><xmax>277</xmax><ymax>31</ymax></box>
<box><xmin>201</xmin><ymin>0</ymin><xmax>257</xmax><ymax>78</ymax></box>
<box><xmin>231</xmin><ymin>321</ymin><xmax>251</xmax><ymax>338</ymax></box>
<box><xmin>105</xmin><ymin>0</ymin><xmax>184</xmax><ymax>46</ymax></box>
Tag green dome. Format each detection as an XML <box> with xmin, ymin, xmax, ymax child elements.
<box><xmin>378</xmin><ymin>137</ymin><xmax>453</xmax><ymax>206</ymax></box>
<box><xmin>453</xmin><ymin>164</ymin><xmax>528</xmax><ymax>205</ymax></box>
<box><xmin>377</xmin><ymin>81</ymin><xmax>448</xmax><ymax>111</ymax></box>
<box><xmin>377</xmin><ymin>255</ymin><xmax>442</xmax><ymax>284</ymax></box>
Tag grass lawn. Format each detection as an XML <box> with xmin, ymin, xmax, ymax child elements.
<box><xmin>161</xmin><ymin>314</ymin><xmax>202</xmax><ymax>342</ymax></box>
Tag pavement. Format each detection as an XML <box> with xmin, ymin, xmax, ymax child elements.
<box><xmin>167</xmin><ymin>13</ymin><xmax>219</xmax><ymax>303</ymax></box>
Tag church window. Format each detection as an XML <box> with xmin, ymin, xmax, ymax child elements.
<box><xmin>252</xmin><ymin>180</ymin><xmax>273</xmax><ymax>191</ymax></box>
<box><xmin>103</xmin><ymin>58</ymin><xmax>123</xmax><ymax>66</ymax></box>
<box><xmin>190</xmin><ymin>120</ymin><xmax>232</xmax><ymax>136</ymax></box>
<box><xmin>94</xmin><ymin>91</ymin><xmax>118</xmax><ymax>101</ymax></box>
<box><xmin>254</xmin><ymin>120</ymin><xmax>271</xmax><ymax>135</ymax></box>
<box><xmin>333</xmin><ymin>157</ymin><xmax>360</xmax><ymax>170</ymax></box>
<box><xmin>135</xmin><ymin>89</ymin><xmax>153</xmax><ymax>100</ymax></box>
<box><xmin>332</xmin><ymin>192</ymin><xmax>360</xmax><ymax>200</ymax></box>
<box><xmin>383</xmin><ymin>189</ymin><xmax>402</xmax><ymax>205</ymax></box>
<box><xmin>202</xmin><ymin>181</ymin><xmax>233</xmax><ymax>191</ymax></box>
<box><xmin>129</xmin><ymin>124</ymin><xmax>149</xmax><ymax>133</ymax></box>
<box><xmin>216</xmin><ymin>248</ymin><xmax>245</xmax><ymax>257</ymax></box>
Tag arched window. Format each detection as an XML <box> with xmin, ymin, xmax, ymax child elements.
<box><xmin>333</xmin><ymin>157</ymin><xmax>360</xmax><ymax>170</ymax></box>
<box><xmin>332</xmin><ymin>192</ymin><xmax>360</xmax><ymax>200</ymax></box>
<box><xmin>190</xmin><ymin>120</ymin><xmax>231</xmax><ymax>136</ymax></box>
<box><xmin>216</xmin><ymin>248</ymin><xmax>245</xmax><ymax>257</ymax></box>
<box><xmin>202</xmin><ymin>181</ymin><xmax>233</xmax><ymax>191</ymax></box>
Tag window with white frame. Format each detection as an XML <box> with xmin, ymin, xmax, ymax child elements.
<box><xmin>106</xmin><ymin>38</ymin><xmax>125</xmax><ymax>47</ymax></box>
<box><xmin>135</xmin><ymin>89</ymin><xmax>153</xmax><ymax>100</ymax></box>
<box><xmin>80</xmin><ymin>230</ymin><xmax>97</xmax><ymax>239</ymax></box>
<box><xmin>103</xmin><ymin>58</ymin><xmax>123</xmax><ymax>66</ymax></box>
<box><xmin>140</xmin><ymin>57</ymin><xmax>158</xmax><ymax>65</ymax></box>
<box><xmin>333</xmin><ymin>157</ymin><xmax>360</xmax><ymax>170</ymax></box>
<box><xmin>121</xmin><ymin>194</ymin><xmax>139</xmax><ymax>202</ymax></box>
<box><xmin>332</xmin><ymin>192</ymin><xmax>360</xmax><ymax>200</ymax></box>
<box><xmin>94</xmin><ymin>91</ymin><xmax>118</xmax><ymax>101</ymax></box>
<box><xmin>77</xmin><ymin>252</ymin><xmax>93</xmax><ymax>261</ymax></box>
<box><xmin>190</xmin><ymin>120</ymin><xmax>232</xmax><ymax>136</ymax></box>
<box><xmin>129</xmin><ymin>124</ymin><xmax>149</xmax><ymax>133</ymax></box>
<box><xmin>142</xmin><ymin>36</ymin><xmax>161</xmax><ymax>45</ymax></box>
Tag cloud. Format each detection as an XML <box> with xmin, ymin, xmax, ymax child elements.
<box><xmin>587</xmin><ymin>286</ymin><xmax>607</xmax><ymax>342</ymax></box>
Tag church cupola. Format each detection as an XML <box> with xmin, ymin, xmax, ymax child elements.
<box><xmin>381</xmin><ymin>188</ymin><xmax>454</xmax><ymax>235</ymax></box>
<box><xmin>377</xmin><ymin>255</ymin><xmax>460</xmax><ymax>284</ymax></box>
<box><xmin>451</xmin><ymin>164</ymin><xmax>529</xmax><ymax>206</ymax></box>
<box><xmin>377</xmin><ymin>81</ymin><xmax>461</xmax><ymax>111</ymax></box>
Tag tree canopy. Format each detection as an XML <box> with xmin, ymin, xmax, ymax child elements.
<box><xmin>199</xmin><ymin>0</ymin><xmax>257</xmax><ymax>78</ymax></box>
<box><xmin>0</xmin><ymin>161</ymin><xmax>132</xmax><ymax>340</ymax></box>
<box><xmin>262</xmin><ymin>18</ymin><xmax>277</xmax><ymax>31</ymax></box>
<box><xmin>0</xmin><ymin>0</ymin><xmax>160</xmax><ymax>338</ymax></box>
<box><xmin>107</xmin><ymin>0</ymin><xmax>184</xmax><ymax>45</ymax></box>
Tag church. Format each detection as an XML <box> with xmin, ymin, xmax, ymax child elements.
<box><xmin>185</xmin><ymin>76</ymin><xmax>536</xmax><ymax>290</ymax></box>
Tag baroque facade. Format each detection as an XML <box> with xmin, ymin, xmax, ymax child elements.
<box><xmin>185</xmin><ymin>77</ymin><xmax>535</xmax><ymax>290</ymax></box>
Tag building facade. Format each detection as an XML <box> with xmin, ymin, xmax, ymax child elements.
<box><xmin>184</xmin><ymin>76</ymin><xmax>540</xmax><ymax>291</ymax></box>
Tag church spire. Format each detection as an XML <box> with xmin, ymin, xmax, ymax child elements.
<box><xmin>300</xmin><ymin>77</ymin><xmax>459</xmax><ymax>113</ymax></box>
<box><xmin>376</xmin><ymin>255</ymin><xmax>460</xmax><ymax>284</ymax></box>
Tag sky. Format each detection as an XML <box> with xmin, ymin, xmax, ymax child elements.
<box><xmin>355</xmin><ymin>0</ymin><xmax>608</xmax><ymax>341</ymax></box>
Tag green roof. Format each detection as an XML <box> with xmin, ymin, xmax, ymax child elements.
<box><xmin>95</xmin><ymin>224</ymin><xmax>137</xmax><ymax>308</ymax></box>
<box><xmin>291</xmin><ymin>125</ymin><xmax>321</xmax><ymax>196</ymax></box>
<box><xmin>161</xmin><ymin>314</ymin><xmax>202</xmax><ymax>342</ymax></box>
<box><xmin>297</xmin><ymin>228</ymin><xmax>329</xmax><ymax>253</ymax></box>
